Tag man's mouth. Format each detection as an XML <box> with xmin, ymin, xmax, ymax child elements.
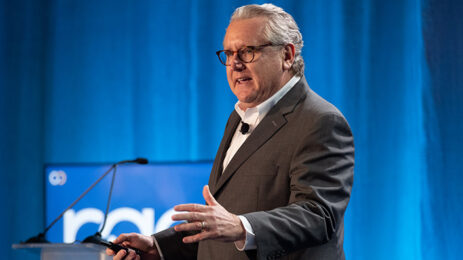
<box><xmin>236</xmin><ymin>77</ymin><xmax>252</xmax><ymax>84</ymax></box>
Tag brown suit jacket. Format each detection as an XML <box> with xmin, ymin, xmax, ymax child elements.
<box><xmin>154</xmin><ymin>77</ymin><xmax>354</xmax><ymax>260</ymax></box>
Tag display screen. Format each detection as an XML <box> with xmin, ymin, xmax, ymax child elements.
<box><xmin>45</xmin><ymin>162</ymin><xmax>212</xmax><ymax>243</ymax></box>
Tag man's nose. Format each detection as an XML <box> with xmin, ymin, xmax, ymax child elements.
<box><xmin>230</xmin><ymin>54</ymin><xmax>245</xmax><ymax>71</ymax></box>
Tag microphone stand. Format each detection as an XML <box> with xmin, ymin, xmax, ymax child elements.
<box><xmin>82</xmin><ymin>165</ymin><xmax>118</xmax><ymax>244</ymax></box>
<box><xmin>22</xmin><ymin>158</ymin><xmax>148</xmax><ymax>244</ymax></box>
<box><xmin>23</xmin><ymin>164</ymin><xmax>117</xmax><ymax>243</ymax></box>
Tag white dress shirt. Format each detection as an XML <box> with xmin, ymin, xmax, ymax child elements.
<box><xmin>222</xmin><ymin>76</ymin><xmax>301</xmax><ymax>251</ymax></box>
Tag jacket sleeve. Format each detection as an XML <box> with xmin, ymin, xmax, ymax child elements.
<box><xmin>243</xmin><ymin>113</ymin><xmax>355</xmax><ymax>259</ymax></box>
<box><xmin>152</xmin><ymin>227</ymin><xmax>198</xmax><ymax>260</ymax></box>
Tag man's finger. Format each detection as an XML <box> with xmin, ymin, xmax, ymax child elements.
<box><xmin>106</xmin><ymin>248</ymin><xmax>115</xmax><ymax>256</ymax></box>
<box><xmin>174</xmin><ymin>221</ymin><xmax>203</xmax><ymax>232</ymax></box>
<box><xmin>203</xmin><ymin>185</ymin><xmax>218</xmax><ymax>206</ymax></box>
<box><xmin>112</xmin><ymin>233</ymin><xmax>129</xmax><ymax>244</ymax></box>
<box><xmin>126</xmin><ymin>249</ymin><xmax>139</xmax><ymax>260</ymax></box>
<box><xmin>174</xmin><ymin>203</ymin><xmax>208</xmax><ymax>212</ymax></box>
<box><xmin>182</xmin><ymin>230</ymin><xmax>213</xmax><ymax>243</ymax></box>
<box><xmin>171</xmin><ymin>212</ymin><xmax>204</xmax><ymax>222</ymax></box>
<box><xmin>114</xmin><ymin>249</ymin><xmax>127</xmax><ymax>260</ymax></box>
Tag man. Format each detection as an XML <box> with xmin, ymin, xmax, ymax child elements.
<box><xmin>107</xmin><ymin>3</ymin><xmax>354</xmax><ymax>260</ymax></box>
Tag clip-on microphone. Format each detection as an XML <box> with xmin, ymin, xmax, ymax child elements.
<box><xmin>240</xmin><ymin>122</ymin><xmax>250</xmax><ymax>134</ymax></box>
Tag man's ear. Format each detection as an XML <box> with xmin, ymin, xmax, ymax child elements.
<box><xmin>282</xmin><ymin>43</ymin><xmax>296</xmax><ymax>71</ymax></box>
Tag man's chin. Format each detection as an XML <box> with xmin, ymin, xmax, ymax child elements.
<box><xmin>237</xmin><ymin>97</ymin><xmax>260</xmax><ymax>110</ymax></box>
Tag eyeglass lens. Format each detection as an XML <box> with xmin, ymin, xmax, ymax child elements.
<box><xmin>219</xmin><ymin>47</ymin><xmax>254</xmax><ymax>65</ymax></box>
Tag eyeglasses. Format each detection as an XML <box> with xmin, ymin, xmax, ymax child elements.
<box><xmin>216</xmin><ymin>43</ymin><xmax>282</xmax><ymax>66</ymax></box>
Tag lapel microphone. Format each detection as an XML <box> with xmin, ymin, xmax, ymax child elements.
<box><xmin>240</xmin><ymin>122</ymin><xmax>250</xmax><ymax>134</ymax></box>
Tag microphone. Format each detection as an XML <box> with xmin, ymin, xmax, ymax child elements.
<box><xmin>118</xmin><ymin>157</ymin><xmax>148</xmax><ymax>165</ymax></box>
<box><xmin>22</xmin><ymin>158</ymin><xmax>149</xmax><ymax>244</ymax></box>
<box><xmin>240</xmin><ymin>122</ymin><xmax>250</xmax><ymax>134</ymax></box>
<box><xmin>134</xmin><ymin>158</ymin><xmax>148</xmax><ymax>164</ymax></box>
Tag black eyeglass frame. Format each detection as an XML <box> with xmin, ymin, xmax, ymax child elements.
<box><xmin>215</xmin><ymin>43</ymin><xmax>284</xmax><ymax>66</ymax></box>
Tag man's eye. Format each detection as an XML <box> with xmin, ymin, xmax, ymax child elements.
<box><xmin>243</xmin><ymin>48</ymin><xmax>253</xmax><ymax>54</ymax></box>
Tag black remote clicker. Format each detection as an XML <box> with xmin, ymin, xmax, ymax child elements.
<box><xmin>98</xmin><ymin>239</ymin><xmax>142</xmax><ymax>256</ymax></box>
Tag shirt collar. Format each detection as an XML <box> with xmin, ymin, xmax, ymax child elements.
<box><xmin>234</xmin><ymin>75</ymin><xmax>301</xmax><ymax>125</ymax></box>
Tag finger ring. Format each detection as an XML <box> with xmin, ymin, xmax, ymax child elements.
<box><xmin>201</xmin><ymin>221</ymin><xmax>206</xmax><ymax>230</ymax></box>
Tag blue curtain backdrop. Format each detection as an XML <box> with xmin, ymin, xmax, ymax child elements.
<box><xmin>1</xmin><ymin>0</ymin><xmax>462</xmax><ymax>259</ymax></box>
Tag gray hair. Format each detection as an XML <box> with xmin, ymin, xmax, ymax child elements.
<box><xmin>231</xmin><ymin>4</ymin><xmax>305</xmax><ymax>76</ymax></box>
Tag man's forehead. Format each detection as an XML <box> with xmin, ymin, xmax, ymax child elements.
<box><xmin>223</xmin><ymin>17</ymin><xmax>268</xmax><ymax>48</ymax></box>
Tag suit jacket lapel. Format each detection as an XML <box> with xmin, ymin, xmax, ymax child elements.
<box><xmin>209</xmin><ymin>112</ymin><xmax>240</xmax><ymax>194</ymax></box>
<box><xmin>211</xmin><ymin>77</ymin><xmax>308</xmax><ymax>197</ymax></box>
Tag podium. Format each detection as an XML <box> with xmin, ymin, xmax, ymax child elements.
<box><xmin>12</xmin><ymin>243</ymin><xmax>112</xmax><ymax>260</ymax></box>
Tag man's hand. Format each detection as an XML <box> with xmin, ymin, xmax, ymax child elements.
<box><xmin>172</xmin><ymin>185</ymin><xmax>246</xmax><ymax>243</ymax></box>
<box><xmin>105</xmin><ymin>233</ymin><xmax>160</xmax><ymax>260</ymax></box>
